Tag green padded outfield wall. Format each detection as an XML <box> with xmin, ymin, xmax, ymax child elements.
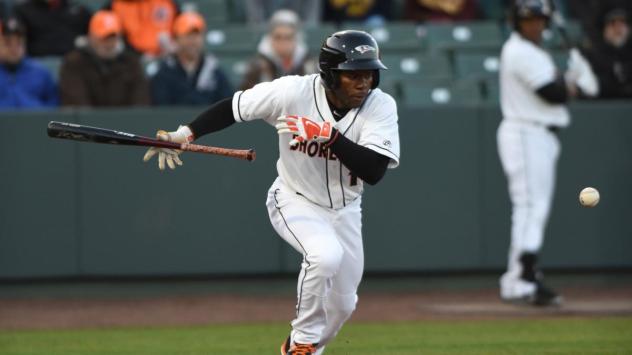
<box><xmin>1</xmin><ymin>103</ymin><xmax>631</xmax><ymax>278</ymax></box>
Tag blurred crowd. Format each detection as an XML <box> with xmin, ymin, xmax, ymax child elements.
<box><xmin>0</xmin><ymin>0</ymin><xmax>631</xmax><ymax>110</ymax></box>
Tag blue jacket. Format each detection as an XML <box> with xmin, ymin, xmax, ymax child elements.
<box><xmin>150</xmin><ymin>54</ymin><xmax>232</xmax><ymax>106</ymax></box>
<box><xmin>0</xmin><ymin>58</ymin><xmax>59</xmax><ymax>109</ymax></box>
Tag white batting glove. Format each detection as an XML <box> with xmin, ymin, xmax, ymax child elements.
<box><xmin>142</xmin><ymin>125</ymin><xmax>194</xmax><ymax>170</ymax></box>
<box><xmin>565</xmin><ymin>48</ymin><xmax>599</xmax><ymax>97</ymax></box>
<box><xmin>275</xmin><ymin>115</ymin><xmax>334</xmax><ymax>147</ymax></box>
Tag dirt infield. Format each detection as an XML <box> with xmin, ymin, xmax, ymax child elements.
<box><xmin>1</xmin><ymin>276</ymin><xmax>631</xmax><ymax>330</ymax></box>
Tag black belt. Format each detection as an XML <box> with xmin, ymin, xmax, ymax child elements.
<box><xmin>548</xmin><ymin>126</ymin><xmax>561</xmax><ymax>134</ymax></box>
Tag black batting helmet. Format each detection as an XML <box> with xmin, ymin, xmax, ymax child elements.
<box><xmin>512</xmin><ymin>0</ymin><xmax>552</xmax><ymax>29</ymax></box>
<box><xmin>319</xmin><ymin>30</ymin><xmax>387</xmax><ymax>90</ymax></box>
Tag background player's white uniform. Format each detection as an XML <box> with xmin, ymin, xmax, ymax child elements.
<box><xmin>497</xmin><ymin>32</ymin><xmax>569</xmax><ymax>299</ymax></box>
<box><xmin>233</xmin><ymin>73</ymin><xmax>400</xmax><ymax>352</ymax></box>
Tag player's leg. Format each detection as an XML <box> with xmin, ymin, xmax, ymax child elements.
<box><xmin>266</xmin><ymin>180</ymin><xmax>344</xmax><ymax>347</ymax></box>
<box><xmin>519</xmin><ymin>127</ymin><xmax>561</xmax><ymax>304</ymax></box>
<box><xmin>497</xmin><ymin>121</ymin><xmax>535</xmax><ymax>299</ymax></box>
<box><xmin>498</xmin><ymin>123</ymin><xmax>561</xmax><ymax>303</ymax></box>
<box><xmin>315</xmin><ymin>198</ymin><xmax>364</xmax><ymax>354</ymax></box>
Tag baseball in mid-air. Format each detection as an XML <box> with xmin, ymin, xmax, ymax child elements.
<box><xmin>579</xmin><ymin>187</ymin><xmax>600</xmax><ymax>207</ymax></box>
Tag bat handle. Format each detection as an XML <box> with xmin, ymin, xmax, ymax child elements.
<box><xmin>180</xmin><ymin>143</ymin><xmax>256</xmax><ymax>161</ymax></box>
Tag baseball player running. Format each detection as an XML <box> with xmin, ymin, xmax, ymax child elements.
<box><xmin>144</xmin><ymin>30</ymin><xmax>400</xmax><ymax>354</ymax></box>
<box><xmin>498</xmin><ymin>0</ymin><xmax>597</xmax><ymax>306</ymax></box>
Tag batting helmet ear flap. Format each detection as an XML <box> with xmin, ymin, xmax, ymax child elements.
<box><xmin>372</xmin><ymin>70</ymin><xmax>380</xmax><ymax>89</ymax></box>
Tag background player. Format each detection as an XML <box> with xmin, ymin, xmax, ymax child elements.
<box><xmin>497</xmin><ymin>0</ymin><xmax>598</xmax><ymax>306</ymax></box>
<box><xmin>143</xmin><ymin>30</ymin><xmax>400</xmax><ymax>355</ymax></box>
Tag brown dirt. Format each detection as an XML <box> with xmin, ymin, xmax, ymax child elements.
<box><xmin>1</xmin><ymin>286</ymin><xmax>631</xmax><ymax>330</ymax></box>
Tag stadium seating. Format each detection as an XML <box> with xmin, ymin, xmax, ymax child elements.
<box><xmin>401</xmin><ymin>80</ymin><xmax>482</xmax><ymax>107</ymax></box>
<box><xmin>454</xmin><ymin>51</ymin><xmax>500</xmax><ymax>80</ymax></box>
<box><xmin>36</xmin><ymin>56</ymin><xmax>63</xmax><ymax>81</ymax></box>
<box><xmin>183</xmin><ymin>0</ymin><xmax>228</xmax><ymax>25</ymax></box>
<box><xmin>204</xmin><ymin>25</ymin><xmax>260</xmax><ymax>55</ymax></box>
<box><xmin>423</xmin><ymin>21</ymin><xmax>503</xmax><ymax>53</ymax></box>
<box><xmin>342</xmin><ymin>22</ymin><xmax>426</xmax><ymax>53</ymax></box>
<box><xmin>217</xmin><ymin>54</ymin><xmax>250</xmax><ymax>89</ymax></box>
<box><xmin>304</xmin><ymin>24</ymin><xmax>338</xmax><ymax>52</ymax></box>
<box><xmin>381</xmin><ymin>54</ymin><xmax>453</xmax><ymax>84</ymax></box>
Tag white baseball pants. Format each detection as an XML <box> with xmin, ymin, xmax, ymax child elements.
<box><xmin>266</xmin><ymin>177</ymin><xmax>363</xmax><ymax>353</ymax></box>
<box><xmin>497</xmin><ymin>120</ymin><xmax>561</xmax><ymax>298</ymax></box>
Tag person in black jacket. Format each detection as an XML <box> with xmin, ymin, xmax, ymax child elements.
<box><xmin>582</xmin><ymin>9</ymin><xmax>632</xmax><ymax>99</ymax></box>
<box><xmin>14</xmin><ymin>0</ymin><xmax>92</xmax><ymax>57</ymax></box>
<box><xmin>150</xmin><ymin>12</ymin><xmax>232</xmax><ymax>106</ymax></box>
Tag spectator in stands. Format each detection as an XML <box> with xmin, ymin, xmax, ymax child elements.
<box><xmin>323</xmin><ymin>0</ymin><xmax>391</xmax><ymax>26</ymax></box>
<box><xmin>14</xmin><ymin>0</ymin><xmax>92</xmax><ymax>57</ymax></box>
<box><xmin>404</xmin><ymin>0</ymin><xmax>480</xmax><ymax>23</ymax></box>
<box><xmin>59</xmin><ymin>10</ymin><xmax>150</xmax><ymax>107</ymax></box>
<box><xmin>244</xmin><ymin>0</ymin><xmax>321</xmax><ymax>27</ymax></box>
<box><xmin>0</xmin><ymin>17</ymin><xmax>58</xmax><ymax>109</ymax></box>
<box><xmin>104</xmin><ymin>0</ymin><xmax>179</xmax><ymax>58</ymax></box>
<box><xmin>568</xmin><ymin>0</ymin><xmax>632</xmax><ymax>46</ymax></box>
<box><xmin>582</xmin><ymin>9</ymin><xmax>632</xmax><ymax>99</ymax></box>
<box><xmin>240</xmin><ymin>9</ymin><xmax>316</xmax><ymax>90</ymax></box>
<box><xmin>150</xmin><ymin>12</ymin><xmax>232</xmax><ymax>106</ymax></box>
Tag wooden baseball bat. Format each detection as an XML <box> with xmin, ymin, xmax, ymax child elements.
<box><xmin>47</xmin><ymin>121</ymin><xmax>256</xmax><ymax>161</ymax></box>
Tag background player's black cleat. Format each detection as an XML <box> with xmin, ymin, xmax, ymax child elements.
<box><xmin>530</xmin><ymin>281</ymin><xmax>563</xmax><ymax>306</ymax></box>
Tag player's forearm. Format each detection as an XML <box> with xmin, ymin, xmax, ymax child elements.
<box><xmin>328</xmin><ymin>130</ymin><xmax>390</xmax><ymax>185</ymax></box>
<box><xmin>187</xmin><ymin>97</ymin><xmax>235</xmax><ymax>139</ymax></box>
<box><xmin>536</xmin><ymin>77</ymin><xmax>569</xmax><ymax>104</ymax></box>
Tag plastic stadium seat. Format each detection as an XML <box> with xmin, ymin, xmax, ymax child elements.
<box><xmin>217</xmin><ymin>54</ymin><xmax>250</xmax><ymax>89</ymax></box>
<box><xmin>401</xmin><ymin>80</ymin><xmax>482</xmax><ymax>107</ymax></box>
<box><xmin>455</xmin><ymin>52</ymin><xmax>500</xmax><ymax>80</ymax></box>
<box><xmin>304</xmin><ymin>24</ymin><xmax>338</xmax><ymax>52</ymax></box>
<box><xmin>541</xmin><ymin>20</ymin><xmax>583</xmax><ymax>49</ymax></box>
<box><xmin>423</xmin><ymin>21</ymin><xmax>503</xmax><ymax>52</ymax></box>
<box><xmin>205</xmin><ymin>25</ymin><xmax>260</xmax><ymax>55</ymax></box>
<box><xmin>483</xmin><ymin>79</ymin><xmax>500</xmax><ymax>103</ymax></box>
<box><xmin>183</xmin><ymin>0</ymin><xmax>228</xmax><ymax>25</ymax></box>
<box><xmin>342</xmin><ymin>22</ymin><xmax>426</xmax><ymax>53</ymax></box>
<box><xmin>380</xmin><ymin>54</ymin><xmax>453</xmax><ymax>85</ymax></box>
<box><xmin>36</xmin><ymin>56</ymin><xmax>63</xmax><ymax>81</ymax></box>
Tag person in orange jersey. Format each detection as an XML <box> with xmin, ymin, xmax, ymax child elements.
<box><xmin>104</xmin><ymin>0</ymin><xmax>180</xmax><ymax>57</ymax></box>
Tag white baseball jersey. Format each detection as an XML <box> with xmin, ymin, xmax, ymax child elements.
<box><xmin>500</xmin><ymin>32</ymin><xmax>569</xmax><ymax>127</ymax></box>
<box><xmin>232</xmin><ymin>74</ymin><xmax>400</xmax><ymax>209</ymax></box>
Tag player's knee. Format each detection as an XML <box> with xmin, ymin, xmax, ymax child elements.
<box><xmin>337</xmin><ymin>293</ymin><xmax>358</xmax><ymax>317</ymax></box>
<box><xmin>307</xmin><ymin>245</ymin><xmax>344</xmax><ymax>277</ymax></box>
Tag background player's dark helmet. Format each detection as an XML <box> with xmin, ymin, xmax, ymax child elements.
<box><xmin>512</xmin><ymin>0</ymin><xmax>552</xmax><ymax>30</ymax></box>
<box><xmin>319</xmin><ymin>30</ymin><xmax>387</xmax><ymax>90</ymax></box>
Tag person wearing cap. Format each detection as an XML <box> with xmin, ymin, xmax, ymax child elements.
<box><xmin>581</xmin><ymin>8</ymin><xmax>632</xmax><ymax>98</ymax></box>
<box><xmin>0</xmin><ymin>17</ymin><xmax>59</xmax><ymax>109</ymax></box>
<box><xmin>13</xmin><ymin>0</ymin><xmax>92</xmax><ymax>57</ymax></box>
<box><xmin>59</xmin><ymin>10</ymin><xmax>150</xmax><ymax>107</ymax></box>
<box><xmin>240</xmin><ymin>9</ymin><xmax>316</xmax><ymax>90</ymax></box>
<box><xmin>150</xmin><ymin>12</ymin><xmax>232</xmax><ymax>106</ymax></box>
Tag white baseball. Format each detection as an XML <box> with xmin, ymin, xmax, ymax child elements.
<box><xmin>579</xmin><ymin>187</ymin><xmax>600</xmax><ymax>207</ymax></box>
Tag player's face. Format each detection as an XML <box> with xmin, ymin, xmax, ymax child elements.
<box><xmin>270</xmin><ymin>24</ymin><xmax>297</xmax><ymax>60</ymax></box>
<box><xmin>1</xmin><ymin>34</ymin><xmax>25</xmax><ymax>64</ymax></box>
<box><xmin>604</xmin><ymin>18</ymin><xmax>630</xmax><ymax>48</ymax></box>
<box><xmin>334</xmin><ymin>70</ymin><xmax>374</xmax><ymax>109</ymax></box>
<box><xmin>90</xmin><ymin>34</ymin><xmax>120</xmax><ymax>59</ymax></box>
<box><xmin>175</xmin><ymin>31</ymin><xmax>204</xmax><ymax>59</ymax></box>
<box><xmin>519</xmin><ymin>16</ymin><xmax>547</xmax><ymax>43</ymax></box>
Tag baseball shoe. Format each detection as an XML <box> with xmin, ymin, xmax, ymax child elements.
<box><xmin>280</xmin><ymin>335</ymin><xmax>290</xmax><ymax>355</ymax></box>
<box><xmin>530</xmin><ymin>281</ymin><xmax>563</xmax><ymax>306</ymax></box>
<box><xmin>284</xmin><ymin>342</ymin><xmax>317</xmax><ymax>355</ymax></box>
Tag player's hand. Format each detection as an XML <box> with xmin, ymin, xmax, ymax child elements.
<box><xmin>275</xmin><ymin>115</ymin><xmax>333</xmax><ymax>147</ymax></box>
<box><xmin>142</xmin><ymin>125</ymin><xmax>194</xmax><ymax>170</ymax></box>
<box><xmin>565</xmin><ymin>48</ymin><xmax>599</xmax><ymax>97</ymax></box>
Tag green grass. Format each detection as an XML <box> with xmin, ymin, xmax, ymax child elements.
<box><xmin>1</xmin><ymin>318</ymin><xmax>631</xmax><ymax>355</ymax></box>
